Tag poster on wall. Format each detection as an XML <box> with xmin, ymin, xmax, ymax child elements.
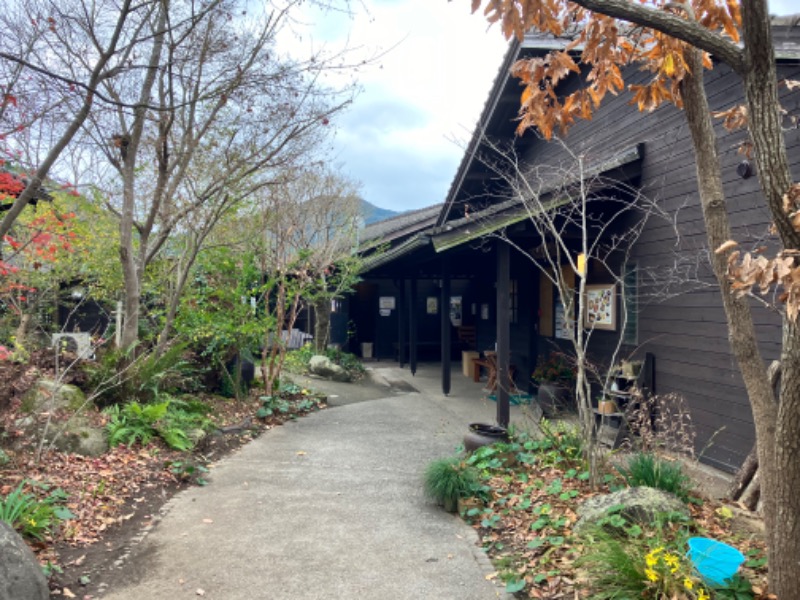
<box><xmin>449</xmin><ymin>296</ymin><xmax>462</xmax><ymax>327</ymax></box>
<box><xmin>427</xmin><ymin>297</ymin><xmax>438</xmax><ymax>314</ymax></box>
<box><xmin>379</xmin><ymin>296</ymin><xmax>395</xmax><ymax>310</ymax></box>
<box><xmin>584</xmin><ymin>284</ymin><xmax>617</xmax><ymax>330</ymax></box>
<box><xmin>480</xmin><ymin>303</ymin><xmax>489</xmax><ymax>320</ymax></box>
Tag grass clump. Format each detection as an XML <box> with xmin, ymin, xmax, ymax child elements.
<box><xmin>579</xmin><ymin>514</ymin><xmax>711</xmax><ymax>599</ymax></box>
<box><xmin>617</xmin><ymin>453</ymin><xmax>694</xmax><ymax>502</ymax></box>
<box><xmin>424</xmin><ymin>456</ymin><xmax>479</xmax><ymax>512</ymax></box>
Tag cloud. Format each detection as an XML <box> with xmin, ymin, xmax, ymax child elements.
<box><xmin>280</xmin><ymin>0</ymin><xmax>509</xmax><ymax>212</ymax></box>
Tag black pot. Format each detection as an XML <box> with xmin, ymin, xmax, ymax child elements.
<box><xmin>463</xmin><ymin>422</ymin><xmax>508</xmax><ymax>452</ymax></box>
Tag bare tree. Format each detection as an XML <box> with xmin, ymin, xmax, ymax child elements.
<box><xmin>0</xmin><ymin>0</ymin><xmax>161</xmax><ymax>237</ymax></box>
<box><xmin>227</xmin><ymin>166</ymin><xmax>361</xmax><ymax>393</ymax></box>
<box><xmin>474</xmin><ymin>136</ymin><xmax>672</xmax><ymax>482</ymax></box>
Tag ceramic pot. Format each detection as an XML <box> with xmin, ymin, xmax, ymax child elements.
<box><xmin>463</xmin><ymin>422</ymin><xmax>508</xmax><ymax>451</ymax></box>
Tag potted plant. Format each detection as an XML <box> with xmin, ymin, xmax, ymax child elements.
<box><xmin>532</xmin><ymin>352</ymin><xmax>576</xmax><ymax>416</ymax></box>
<box><xmin>423</xmin><ymin>456</ymin><xmax>479</xmax><ymax>513</ymax></box>
<box><xmin>596</xmin><ymin>396</ymin><xmax>618</xmax><ymax>415</ymax></box>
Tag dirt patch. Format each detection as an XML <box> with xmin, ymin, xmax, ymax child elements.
<box><xmin>48</xmin><ymin>428</ymin><xmax>259</xmax><ymax>599</ymax></box>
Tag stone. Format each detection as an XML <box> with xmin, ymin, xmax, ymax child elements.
<box><xmin>49</xmin><ymin>423</ymin><xmax>108</xmax><ymax>457</ymax></box>
<box><xmin>574</xmin><ymin>486</ymin><xmax>689</xmax><ymax>532</ymax></box>
<box><xmin>22</xmin><ymin>379</ymin><xmax>86</xmax><ymax>413</ymax></box>
<box><xmin>308</xmin><ymin>356</ymin><xmax>350</xmax><ymax>382</ymax></box>
<box><xmin>0</xmin><ymin>521</ymin><xmax>49</xmax><ymax>600</ymax></box>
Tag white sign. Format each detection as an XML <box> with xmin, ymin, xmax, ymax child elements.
<box><xmin>379</xmin><ymin>296</ymin><xmax>396</xmax><ymax>310</ymax></box>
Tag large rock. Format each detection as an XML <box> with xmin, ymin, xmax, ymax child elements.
<box><xmin>19</xmin><ymin>378</ymin><xmax>108</xmax><ymax>457</ymax></box>
<box><xmin>50</xmin><ymin>423</ymin><xmax>108</xmax><ymax>457</ymax></box>
<box><xmin>22</xmin><ymin>379</ymin><xmax>86</xmax><ymax>413</ymax></box>
<box><xmin>575</xmin><ymin>486</ymin><xmax>689</xmax><ymax>532</ymax></box>
<box><xmin>308</xmin><ymin>356</ymin><xmax>351</xmax><ymax>382</ymax></box>
<box><xmin>0</xmin><ymin>521</ymin><xmax>49</xmax><ymax>600</ymax></box>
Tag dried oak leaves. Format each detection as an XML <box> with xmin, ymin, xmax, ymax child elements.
<box><xmin>717</xmin><ymin>183</ymin><xmax>800</xmax><ymax>321</ymax></box>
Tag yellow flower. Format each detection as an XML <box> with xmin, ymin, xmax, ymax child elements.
<box><xmin>644</xmin><ymin>567</ymin><xmax>659</xmax><ymax>582</ymax></box>
<box><xmin>697</xmin><ymin>588</ymin><xmax>709</xmax><ymax>600</ymax></box>
<box><xmin>664</xmin><ymin>553</ymin><xmax>680</xmax><ymax>573</ymax></box>
<box><xmin>645</xmin><ymin>554</ymin><xmax>658</xmax><ymax>567</ymax></box>
<box><xmin>683</xmin><ymin>577</ymin><xmax>694</xmax><ymax>590</ymax></box>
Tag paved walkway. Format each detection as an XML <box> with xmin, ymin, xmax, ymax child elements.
<box><xmin>102</xmin><ymin>363</ymin><xmax>530</xmax><ymax>600</ymax></box>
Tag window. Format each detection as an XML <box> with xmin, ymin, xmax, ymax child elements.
<box><xmin>622</xmin><ymin>262</ymin><xmax>638</xmax><ymax>345</ymax></box>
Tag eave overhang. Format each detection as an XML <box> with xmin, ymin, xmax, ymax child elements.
<box><xmin>431</xmin><ymin>143</ymin><xmax>643</xmax><ymax>253</ymax></box>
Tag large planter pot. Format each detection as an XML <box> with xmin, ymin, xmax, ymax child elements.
<box><xmin>537</xmin><ymin>382</ymin><xmax>574</xmax><ymax>416</ymax></box>
<box><xmin>463</xmin><ymin>423</ymin><xmax>508</xmax><ymax>452</ymax></box>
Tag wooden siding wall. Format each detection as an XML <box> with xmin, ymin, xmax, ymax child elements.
<box><xmin>513</xmin><ymin>55</ymin><xmax>800</xmax><ymax>472</ymax></box>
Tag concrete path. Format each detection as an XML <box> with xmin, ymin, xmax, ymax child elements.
<box><xmin>102</xmin><ymin>364</ymin><xmax>529</xmax><ymax>600</ymax></box>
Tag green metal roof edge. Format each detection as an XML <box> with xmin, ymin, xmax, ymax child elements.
<box><xmin>432</xmin><ymin>196</ymin><xmax>569</xmax><ymax>253</ymax></box>
<box><xmin>361</xmin><ymin>234</ymin><xmax>430</xmax><ymax>271</ymax></box>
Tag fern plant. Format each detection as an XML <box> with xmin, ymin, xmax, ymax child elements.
<box><xmin>106</xmin><ymin>400</ymin><xmax>169</xmax><ymax>447</ymax></box>
<box><xmin>105</xmin><ymin>397</ymin><xmax>212</xmax><ymax>451</ymax></box>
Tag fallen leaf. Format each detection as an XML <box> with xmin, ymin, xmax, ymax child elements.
<box><xmin>296</xmin><ymin>451</ymin><xmax>307</xmax><ymax>456</ymax></box>
<box><xmin>62</xmin><ymin>588</ymin><xmax>76</xmax><ymax>598</ymax></box>
<box><xmin>196</xmin><ymin>589</ymin><xmax>205</xmax><ymax>596</ymax></box>
<box><xmin>202</xmin><ymin>518</ymin><xmax>213</xmax><ymax>524</ymax></box>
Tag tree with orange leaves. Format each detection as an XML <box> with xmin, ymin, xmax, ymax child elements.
<box><xmin>469</xmin><ymin>0</ymin><xmax>798</xmax><ymax>595</ymax></box>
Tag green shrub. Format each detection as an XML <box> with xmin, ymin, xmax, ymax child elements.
<box><xmin>84</xmin><ymin>343</ymin><xmax>195</xmax><ymax>406</ymax></box>
<box><xmin>283</xmin><ymin>344</ymin><xmax>366</xmax><ymax>380</ymax></box>
<box><xmin>520</xmin><ymin>419</ymin><xmax>584</xmax><ymax>467</ymax></box>
<box><xmin>105</xmin><ymin>396</ymin><xmax>212</xmax><ymax>451</ymax></box>
<box><xmin>424</xmin><ymin>456</ymin><xmax>479</xmax><ymax>512</ymax></box>
<box><xmin>617</xmin><ymin>453</ymin><xmax>694</xmax><ymax>502</ymax></box>
<box><xmin>0</xmin><ymin>482</ymin><xmax>75</xmax><ymax>541</ymax></box>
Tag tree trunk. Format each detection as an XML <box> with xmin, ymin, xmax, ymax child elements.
<box><xmin>680</xmin><ymin>44</ymin><xmax>785</xmax><ymax>587</ymax></box>
<box><xmin>313</xmin><ymin>298</ymin><xmax>331</xmax><ymax>353</ymax></box>
<box><xmin>739</xmin><ymin>3</ymin><xmax>800</xmax><ymax>593</ymax></box>
<box><xmin>727</xmin><ymin>446</ymin><xmax>758</xmax><ymax>502</ymax></box>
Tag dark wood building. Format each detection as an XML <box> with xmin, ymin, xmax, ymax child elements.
<box><xmin>347</xmin><ymin>19</ymin><xmax>800</xmax><ymax>474</ymax></box>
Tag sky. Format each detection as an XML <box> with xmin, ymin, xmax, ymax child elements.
<box><xmin>284</xmin><ymin>0</ymin><xmax>798</xmax><ymax>214</ymax></box>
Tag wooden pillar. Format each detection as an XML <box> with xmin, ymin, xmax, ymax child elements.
<box><xmin>441</xmin><ymin>257</ymin><xmax>451</xmax><ymax>396</ymax></box>
<box><xmin>496</xmin><ymin>241</ymin><xmax>510</xmax><ymax>428</ymax></box>
<box><xmin>409</xmin><ymin>277</ymin><xmax>418</xmax><ymax>376</ymax></box>
<box><xmin>398</xmin><ymin>279</ymin><xmax>406</xmax><ymax>367</ymax></box>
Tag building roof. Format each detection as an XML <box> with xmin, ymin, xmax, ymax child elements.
<box><xmin>360</xmin><ymin>203</ymin><xmax>442</xmax><ymax>246</ymax></box>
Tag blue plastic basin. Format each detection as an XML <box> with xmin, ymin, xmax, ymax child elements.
<box><xmin>687</xmin><ymin>537</ymin><xmax>745</xmax><ymax>586</ymax></box>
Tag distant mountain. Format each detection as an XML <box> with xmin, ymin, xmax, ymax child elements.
<box><xmin>360</xmin><ymin>199</ymin><xmax>399</xmax><ymax>225</ymax></box>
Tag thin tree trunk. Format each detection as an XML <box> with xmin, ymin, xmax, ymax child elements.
<box><xmin>313</xmin><ymin>298</ymin><xmax>331</xmax><ymax>353</ymax></box>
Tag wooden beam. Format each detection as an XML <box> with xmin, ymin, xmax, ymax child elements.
<box><xmin>410</xmin><ymin>277</ymin><xmax>418</xmax><ymax>376</ymax></box>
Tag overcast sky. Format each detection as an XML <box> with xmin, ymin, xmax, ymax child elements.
<box><xmin>285</xmin><ymin>0</ymin><xmax>798</xmax><ymax>213</ymax></box>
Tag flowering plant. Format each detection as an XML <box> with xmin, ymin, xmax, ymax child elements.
<box><xmin>532</xmin><ymin>352</ymin><xmax>576</xmax><ymax>384</ymax></box>
<box><xmin>642</xmin><ymin>546</ymin><xmax>709</xmax><ymax>599</ymax></box>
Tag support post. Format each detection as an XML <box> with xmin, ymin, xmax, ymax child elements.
<box><xmin>441</xmin><ymin>257</ymin><xmax>451</xmax><ymax>396</ymax></box>
<box><xmin>398</xmin><ymin>279</ymin><xmax>406</xmax><ymax>367</ymax></box>
<box><xmin>409</xmin><ymin>277</ymin><xmax>418</xmax><ymax>376</ymax></box>
<box><xmin>496</xmin><ymin>242</ymin><xmax>510</xmax><ymax>427</ymax></box>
